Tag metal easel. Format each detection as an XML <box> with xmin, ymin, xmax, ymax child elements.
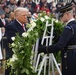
<box><xmin>33</xmin><ymin>19</ymin><xmax>62</xmax><ymax>75</ymax></box>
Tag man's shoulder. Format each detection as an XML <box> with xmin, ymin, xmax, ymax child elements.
<box><xmin>6</xmin><ymin>21</ymin><xmax>17</xmax><ymax>30</ymax></box>
<box><xmin>68</xmin><ymin>20</ymin><xmax>76</xmax><ymax>25</ymax></box>
<box><xmin>66</xmin><ymin>20</ymin><xmax>76</xmax><ymax>28</ymax></box>
<box><xmin>65</xmin><ymin>25</ymin><xmax>72</xmax><ymax>29</ymax></box>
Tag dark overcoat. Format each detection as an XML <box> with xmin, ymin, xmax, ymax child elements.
<box><xmin>4</xmin><ymin>20</ymin><xmax>26</xmax><ymax>59</ymax></box>
<box><xmin>0</xmin><ymin>19</ymin><xmax>8</xmax><ymax>28</ymax></box>
<box><xmin>39</xmin><ymin>20</ymin><xmax>76</xmax><ymax>75</ymax></box>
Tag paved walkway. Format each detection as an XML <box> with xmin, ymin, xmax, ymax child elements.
<box><xmin>0</xmin><ymin>61</ymin><xmax>5</xmax><ymax>75</ymax></box>
<box><xmin>0</xmin><ymin>67</ymin><xmax>5</xmax><ymax>75</ymax></box>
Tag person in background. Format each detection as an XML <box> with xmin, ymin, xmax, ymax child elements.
<box><xmin>38</xmin><ymin>3</ymin><xmax>76</xmax><ymax>75</ymax></box>
<box><xmin>24</xmin><ymin>0</ymin><xmax>29</xmax><ymax>7</ymax></box>
<box><xmin>29</xmin><ymin>0</ymin><xmax>36</xmax><ymax>9</ymax></box>
<box><xmin>0</xmin><ymin>0</ymin><xmax>6</xmax><ymax>9</ymax></box>
<box><xmin>51</xmin><ymin>7</ymin><xmax>57</xmax><ymax>18</ymax></box>
<box><xmin>0</xmin><ymin>8</ymin><xmax>8</xmax><ymax>64</ymax></box>
<box><xmin>0</xmin><ymin>8</ymin><xmax>8</xmax><ymax>28</ymax></box>
<box><xmin>19</xmin><ymin>1</ymin><xmax>25</xmax><ymax>7</ymax></box>
<box><xmin>39</xmin><ymin>0</ymin><xmax>48</xmax><ymax>9</ymax></box>
<box><xmin>26</xmin><ymin>2</ymin><xmax>35</xmax><ymax>15</ymax></box>
<box><xmin>17</xmin><ymin>0</ymin><xmax>25</xmax><ymax>7</ymax></box>
<box><xmin>8</xmin><ymin>11</ymin><xmax>15</xmax><ymax>23</ymax></box>
<box><xmin>73</xmin><ymin>11</ymin><xmax>76</xmax><ymax>19</ymax></box>
<box><xmin>56</xmin><ymin>2</ymin><xmax>63</xmax><ymax>13</ymax></box>
<box><xmin>7</xmin><ymin>0</ymin><xmax>17</xmax><ymax>12</ymax></box>
<box><xmin>4</xmin><ymin>7</ymin><xmax>29</xmax><ymax>75</ymax></box>
<box><xmin>4</xmin><ymin>6</ymin><xmax>10</xmax><ymax>19</ymax></box>
<box><xmin>34</xmin><ymin>4</ymin><xmax>41</xmax><ymax>13</ymax></box>
<box><xmin>58</xmin><ymin>0</ymin><xmax>64</xmax><ymax>7</ymax></box>
<box><xmin>71</xmin><ymin>0</ymin><xmax>76</xmax><ymax>5</ymax></box>
<box><xmin>71</xmin><ymin>1</ymin><xmax>76</xmax><ymax>19</ymax></box>
<box><xmin>40</xmin><ymin>3</ymin><xmax>50</xmax><ymax>16</ymax></box>
<box><xmin>55</xmin><ymin>2</ymin><xmax>64</xmax><ymax>19</ymax></box>
<box><xmin>48</xmin><ymin>0</ymin><xmax>55</xmax><ymax>13</ymax></box>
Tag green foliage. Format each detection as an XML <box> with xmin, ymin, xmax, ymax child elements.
<box><xmin>6</xmin><ymin>12</ymin><xmax>64</xmax><ymax>75</ymax></box>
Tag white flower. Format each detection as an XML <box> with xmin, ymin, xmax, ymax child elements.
<box><xmin>40</xmin><ymin>17</ymin><xmax>45</xmax><ymax>22</ymax></box>
<box><xmin>45</xmin><ymin>15</ymin><xmax>49</xmax><ymax>19</ymax></box>
<box><xmin>25</xmin><ymin>69</ymin><xmax>29</xmax><ymax>74</ymax></box>
<box><xmin>30</xmin><ymin>20</ymin><xmax>34</xmax><ymax>23</ymax></box>
<box><xmin>27</xmin><ymin>21</ymin><xmax>36</xmax><ymax>32</ymax></box>
<box><xmin>38</xmin><ymin>13</ymin><xmax>42</xmax><ymax>16</ymax></box>
<box><xmin>12</xmin><ymin>48</ymin><xmax>15</xmax><ymax>52</ymax></box>
<box><xmin>30</xmin><ymin>66</ymin><xmax>35</xmax><ymax>71</ymax></box>
<box><xmin>35</xmin><ymin>32</ymin><xmax>38</xmax><ymax>36</ymax></box>
<box><xmin>10</xmin><ymin>54</ymin><xmax>18</xmax><ymax>62</ymax></box>
<box><xmin>30</xmin><ymin>61</ymin><xmax>32</xmax><ymax>65</ymax></box>
<box><xmin>31</xmin><ymin>50</ymin><xmax>34</xmax><ymax>55</ymax></box>
<box><xmin>11</xmin><ymin>37</ymin><xmax>15</xmax><ymax>41</ymax></box>
<box><xmin>52</xmin><ymin>18</ymin><xmax>58</xmax><ymax>23</ymax></box>
<box><xmin>52</xmin><ymin>18</ymin><xmax>55</xmax><ymax>21</ymax></box>
<box><xmin>27</xmin><ymin>27</ymin><xmax>33</xmax><ymax>32</ymax></box>
<box><xmin>40</xmin><ymin>52</ymin><xmax>44</xmax><ymax>57</ymax></box>
<box><xmin>30</xmin><ymin>55</ymin><xmax>33</xmax><ymax>60</ymax></box>
<box><xmin>55</xmin><ymin>19</ymin><xmax>58</xmax><ymax>23</ymax></box>
<box><xmin>22</xmin><ymin>32</ymin><xmax>29</xmax><ymax>37</ymax></box>
<box><xmin>11</xmin><ymin>43</ymin><xmax>15</xmax><ymax>47</ymax></box>
<box><xmin>30</xmin><ymin>21</ymin><xmax>36</xmax><ymax>28</ymax></box>
<box><xmin>26</xmin><ymin>43</ymin><xmax>29</xmax><ymax>46</ymax></box>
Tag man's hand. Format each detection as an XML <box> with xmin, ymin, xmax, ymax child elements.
<box><xmin>38</xmin><ymin>45</ymin><xmax>48</xmax><ymax>54</ymax></box>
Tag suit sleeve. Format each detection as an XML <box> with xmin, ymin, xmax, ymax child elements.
<box><xmin>47</xmin><ymin>26</ymin><xmax>74</xmax><ymax>53</ymax></box>
<box><xmin>5</xmin><ymin>25</ymin><xmax>17</xmax><ymax>43</ymax></box>
<box><xmin>38</xmin><ymin>26</ymin><xmax>74</xmax><ymax>53</ymax></box>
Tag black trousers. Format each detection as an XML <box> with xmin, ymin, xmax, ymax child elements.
<box><xmin>5</xmin><ymin>67</ymin><xmax>11</xmax><ymax>75</ymax></box>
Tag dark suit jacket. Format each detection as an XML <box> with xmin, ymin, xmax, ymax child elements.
<box><xmin>31</xmin><ymin>2</ymin><xmax>36</xmax><ymax>9</ymax></box>
<box><xmin>4</xmin><ymin>19</ymin><xmax>26</xmax><ymax>59</ymax></box>
<box><xmin>0</xmin><ymin>19</ymin><xmax>8</xmax><ymax>28</ymax></box>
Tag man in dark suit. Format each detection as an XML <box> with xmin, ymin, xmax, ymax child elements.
<box><xmin>4</xmin><ymin>7</ymin><xmax>29</xmax><ymax>75</ymax></box>
<box><xmin>0</xmin><ymin>8</ymin><xmax>8</xmax><ymax>37</ymax></box>
<box><xmin>38</xmin><ymin>3</ymin><xmax>76</xmax><ymax>75</ymax></box>
<box><xmin>29</xmin><ymin>0</ymin><xmax>36</xmax><ymax>9</ymax></box>
<box><xmin>0</xmin><ymin>8</ymin><xmax>8</xmax><ymax>61</ymax></box>
<box><xmin>0</xmin><ymin>8</ymin><xmax>8</xmax><ymax>28</ymax></box>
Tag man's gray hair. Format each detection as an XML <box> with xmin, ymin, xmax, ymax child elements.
<box><xmin>14</xmin><ymin>7</ymin><xmax>29</xmax><ymax>17</ymax></box>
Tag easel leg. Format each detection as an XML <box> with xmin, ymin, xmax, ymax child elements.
<box><xmin>38</xmin><ymin>55</ymin><xmax>47</xmax><ymax>75</ymax></box>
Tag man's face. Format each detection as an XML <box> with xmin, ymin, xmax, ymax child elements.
<box><xmin>10</xmin><ymin>0</ymin><xmax>15</xmax><ymax>4</ymax></box>
<box><xmin>0</xmin><ymin>14</ymin><xmax>5</xmax><ymax>19</ymax></box>
<box><xmin>17</xmin><ymin>11</ymin><xmax>28</xmax><ymax>24</ymax></box>
<box><xmin>4</xmin><ymin>7</ymin><xmax>10</xmax><ymax>13</ymax></box>
<box><xmin>10</xmin><ymin>12</ymin><xmax>14</xmax><ymax>20</ymax></box>
<box><xmin>60</xmin><ymin>12</ymin><xmax>67</xmax><ymax>23</ymax></box>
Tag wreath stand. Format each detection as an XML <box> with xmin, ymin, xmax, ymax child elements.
<box><xmin>33</xmin><ymin>19</ymin><xmax>62</xmax><ymax>75</ymax></box>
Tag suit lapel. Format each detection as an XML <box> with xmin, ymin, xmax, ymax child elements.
<box><xmin>15</xmin><ymin>20</ymin><xmax>25</xmax><ymax>33</ymax></box>
<box><xmin>0</xmin><ymin>19</ymin><xmax>8</xmax><ymax>27</ymax></box>
<box><xmin>0</xmin><ymin>19</ymin><xmax>4</xmax><ymax>27</ymax></box>
<box><xmin>5</xmin><ymin>19</ymin><xmax>8</xmax><ymax>26</ymax></box>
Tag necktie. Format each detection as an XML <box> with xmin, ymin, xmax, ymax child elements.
<box><xmin>22</xmin><ymin>24</ymin><xmax>25</xmax><ymax>31</ymax></box>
